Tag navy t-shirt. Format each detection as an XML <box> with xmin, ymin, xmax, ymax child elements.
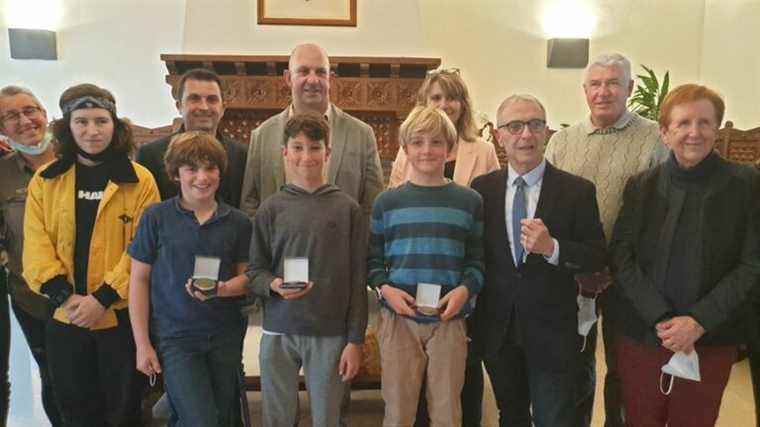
<box><xmin>128</xmin><ymin>197</ymin><xmax>252</xmax><ymax>339</ymax></box>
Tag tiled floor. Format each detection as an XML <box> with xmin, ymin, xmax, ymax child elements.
<box><xmin>240</xmin><ymin>302</ymin><xmax>757</xmax><ymax>426</ymax></box>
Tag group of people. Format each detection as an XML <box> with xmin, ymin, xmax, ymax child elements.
<box><xmin>0</xmin><ymin>41</ymin><xmax>758</xmax><ymax>427</ymax></box>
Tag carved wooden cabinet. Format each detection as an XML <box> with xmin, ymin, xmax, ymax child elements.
<box><xmin>716</xmin><ymin>121</ymin><xmax>760</xmax><ymax>165</ymax></box>
<box><xmin>160</xmin><ymin>54</ymin><xmax>441</xmax><ymax>165</ymax></box>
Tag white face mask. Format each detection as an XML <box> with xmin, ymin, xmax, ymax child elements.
<box><xmin>577</xmin><ymin>292</ymin><xmax>598</xmax><ymax>352</ymax></box>
<box><xmin>7</xmin><ymin>131</ymin><xmax>53</xmax><ymax>155</ymax></box>
<box><xmin>660</xmin><ymin>350</ymin><xmax>701</xmax><ymax>395</ymax></box>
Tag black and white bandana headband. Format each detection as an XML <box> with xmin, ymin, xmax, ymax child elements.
<box><xmin>61</xmin><ymin>96</ymin><xmax>116</xmax><ymax>116</ymax></box>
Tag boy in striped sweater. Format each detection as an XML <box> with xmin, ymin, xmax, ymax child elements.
<box><xmin>368</xmin><ymin>105</ymin><xmax>485</xmax><ymax>426</ymax></box>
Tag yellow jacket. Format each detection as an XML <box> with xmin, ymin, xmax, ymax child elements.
<box><xmin>23</xmin><ymin>157</ymin><xmax>160</xmax><ymax>330</ymax></box>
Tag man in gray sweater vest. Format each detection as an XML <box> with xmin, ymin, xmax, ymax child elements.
<box><xmin>545</xmin><ymin>53</ymin><xmax>667</xmax><ymax>427</ymax></box>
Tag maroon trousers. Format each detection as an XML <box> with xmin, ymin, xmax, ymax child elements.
<box><xmin>616</xmin><ymin>335</ymin><xmax>737</xmax><ymax>427</ymax></box>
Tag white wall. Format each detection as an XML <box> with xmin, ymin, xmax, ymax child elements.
<box><xmin>182</xmin><ymin>0</ymin><xmax>429</xmax><ymax>56</ymax></box>
<box><xmin>418</xmin><ymin>0</ymin><xmax>708</xmax><ymax>128</ymax></box>
<box><xmin>425</xmin><ymin>0</ymin><xmax>759</xmax><ymax>128</ymax></box>
<box><xmin>0</xmin><ymin>0</ymin><xmax>186</xmax><ymax>127</ymax></box>
<box><xmin>701</xmin><ymin>0</ymin><xmax>760</xmax><ymax>128</ymax></box>
<box><xmin>180</xmin><ymin>0</ymin><xmax>760</xmax><ymax>129</ymax></box>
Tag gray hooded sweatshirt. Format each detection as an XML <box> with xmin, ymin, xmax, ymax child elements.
<box><xmin>247</xmin><ymin>183</ymin><xmax>368</xmax><ymax>343</ymax></box>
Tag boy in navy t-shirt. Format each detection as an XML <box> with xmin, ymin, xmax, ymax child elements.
<box><xmin>128</xmin><ymin>131</ymin><xmax>252</xmax><ymax>426</ymax></box>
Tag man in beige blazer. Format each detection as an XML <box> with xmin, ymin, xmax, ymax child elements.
<box><xmin>240</xmin><ymin>43</ymin><xmax>384</xmax><ymax>221</ymax></box>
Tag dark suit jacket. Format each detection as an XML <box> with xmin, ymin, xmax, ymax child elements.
<box><xmin>470</xmin><ymin>162</ymin><xmax>606</xmax><ymax>370</ymax></box>
<box><xmin>135</xmin><ymin>128</ymin><xmax>248</xmax><ymax>208</ymax></box>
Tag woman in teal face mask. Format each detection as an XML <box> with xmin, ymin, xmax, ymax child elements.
<box><xmin>0</xmin><ymin>85</ymin><xmax>60</xmax><ymax>426</ymax></box>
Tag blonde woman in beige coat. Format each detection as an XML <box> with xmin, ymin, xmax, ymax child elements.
<box><xmin>388</xmin><ymin>68</ymin><xmax>500</xmax><ymax>189</ymax></box>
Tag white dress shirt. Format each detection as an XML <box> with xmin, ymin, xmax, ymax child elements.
<box><xmin>504</xmin><ymin>159</ymin><xmax>560</xmax><ymax>267</ymax></box>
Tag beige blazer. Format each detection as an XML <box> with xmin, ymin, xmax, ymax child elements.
<box><xmin>240</xmin><ymin>104</ymin><xmax>384</xmax><ymax>219</ymax></box>
<box><xmin>388</xmin><ymin>137</ymin><xmax>500</xmax><ymax>188</ymax></box>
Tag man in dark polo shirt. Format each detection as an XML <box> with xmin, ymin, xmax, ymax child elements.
<box><xmin>135</xmin><ymin>69</ymin><xmax>248</xmax><ymax>425</ymax></box>
<box><xmin>136</xmin><ymin>68</ymin><xmax>247</xmax><ymax>208</ymax></box>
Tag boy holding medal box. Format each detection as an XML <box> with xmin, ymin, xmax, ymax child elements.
<box><xmin>128</xmin><ymin>131</ymin><xmax>252</xmax><ymax>425</ymax></box>
<box><xmin>367</xmin><ymin>105</ymin><xmax>485</xmax><ymax>426</ymax></box>
<box><xmin>246</xmin><ymin>113</ymin><xmax>368</xmax><ymax>426</ymax></box>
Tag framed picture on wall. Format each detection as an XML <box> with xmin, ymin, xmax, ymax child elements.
<box><xmin>257</xmin><ymin>0</ymin><xmax>357</xmax><ymax>27</ymax></box>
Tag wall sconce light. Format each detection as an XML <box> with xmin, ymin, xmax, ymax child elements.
<box><xmin>5</xmin><ymin>0</ymin><xmax>62</xmax><ymax>60</ymax></box>
<box><xmin>546</xmin><ymin>38</ymin><xmax>589</xmax><ymax>68</ymax></box>
<box><xmin>543</xmin><ymin>1</ymin><xmax>595</xmax><ymax>68</ymax></box>
<box><xmin>8</xmin><ymin>28</ymin><xmax>58</xmax><ymax>60</ymax></box>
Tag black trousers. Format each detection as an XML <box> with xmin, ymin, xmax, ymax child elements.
<box><xmin>748</xmin><ymin>294</ymin><xmax>760</xmax><ymax>427</ymax></box>
<box><xmin>484</xmin><ymin>339</ymin><xmax>575</xmax><ymax>427</ymax></box>
<box><xmin>11</xmin><ymin>298</ymin><xmax>62</xmax><ymax>426</ymax></box>
<box><xmin>575</xmin><ymin>299</ymin><xmax>624</xmax><ymax>427</ymax></box>
<box><xmin>0</xmin><ymin>272</ymin><xmax>9</xmax><ymax>425</ymax></box>
<box><xmin>0</xmin><ymin>269</ymin><xmax>63</xmax><ymax>426</ymax></box>
<box><xmin>46</xmin><ymin>310</ymin><xmax>146</xmax><ymax>427</ymax></box>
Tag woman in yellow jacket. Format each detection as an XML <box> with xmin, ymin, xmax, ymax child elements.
<box><xmin>23</xmin><ymin>83</ymin><xmax>159</xmax><ymax>427</ymax></box>
<box><xmin>388</xmin><ymin>68</ymin><xmax>500</xmax><ymax>189</ymax></box>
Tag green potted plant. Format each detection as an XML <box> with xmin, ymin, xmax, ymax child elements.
<box><xmin>628</xmin><ymin>65</ymin><xmax>670</xmax><ymax>121</ymax></box>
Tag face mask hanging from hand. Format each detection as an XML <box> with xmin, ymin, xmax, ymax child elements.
<box><xmin>574</xmin><ymin>271</ymin><xmax>610</xmax><ymax>353</ymax></box>
<box><xmin>577</xmin><ymin>291</ymin><xmax>598</xmax><ymax>352</ymax></box>
<box><xmin>659</xmin><ymin>350</ymin><xmax>701</xmax><ymax>395</ymax></box>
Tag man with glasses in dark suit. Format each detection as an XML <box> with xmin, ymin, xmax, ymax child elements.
<box><xmin>470</xmin><ymin>94</ymin><xmax>606</xmax><ymax>427</ymax></box>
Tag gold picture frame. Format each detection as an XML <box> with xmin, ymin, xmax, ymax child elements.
<box><xmin>257</xmin><ymin>0</ymin><xmax>357</xmax><ymax>27</ymax></box>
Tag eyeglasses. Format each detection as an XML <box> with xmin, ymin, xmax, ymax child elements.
<box><xmin>0</xmin><ymin>106</ymin><xmax>43</xmax><ymax>126</ymax></box>
<box><xmin>497</xmin><ymin>119</ymin><xmax>546</xmax><ymax>135</ymax></box>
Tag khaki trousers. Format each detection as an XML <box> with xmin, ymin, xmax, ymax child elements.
<box><xmin>378</xmin><ymin>309</ymin><xmax>467</xmax><ymax>427</ymax></box>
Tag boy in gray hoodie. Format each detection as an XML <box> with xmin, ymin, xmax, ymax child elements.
<box><xmin>247</xmin><ymin>113</ymin><xmax>368</xmax><ymax>427</ymax></box>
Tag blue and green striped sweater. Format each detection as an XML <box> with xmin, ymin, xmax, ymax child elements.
<box><xmin>367</xmin><ymin>181</ymin><xmax>485</xmax><ymax>322</ymax></box>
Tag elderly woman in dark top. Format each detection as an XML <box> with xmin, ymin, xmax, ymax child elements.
<box><xmin>608</xmin><ymin>83</ymin><xmax>760</xmax><ymax>426</ymax></box>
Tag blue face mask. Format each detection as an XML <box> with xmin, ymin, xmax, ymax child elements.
<box><xmin>7</xmin><ymin>131</ymin><xmax>53</xmax><ymax>155</ymax></box>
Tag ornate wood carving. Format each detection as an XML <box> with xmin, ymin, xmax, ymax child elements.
<box><xmin>352</xmin><ymin>112</ymin><xmax>397</xmax><ymax>160</ymax></box>
<box><xmin>333</xmin><ymin>78</ymin><xmax>364</xmax><ymax>109</ymax></box>
<box><xmin>716</xmin><ymin>121</ymin><xmax>760</xmax><ymax>165</ymax></box>
<box><xmin>397</xmin><ymin>80</ymin><xmax>420</xmax><ymax>113</ymax></box>
<box><xmin>131</xmin><ymin>120</ymin><xmax>180</xmax><ymax>148</ymax></box>
<box><xmin>367</xmin><ymin>80</ymin><xmax>394</xmax><ymax>109</ymax></box>
<box><xmin>218</xmin><ymin>109</ymin><xmax>279</xmax><ymax>144</ymax></box>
